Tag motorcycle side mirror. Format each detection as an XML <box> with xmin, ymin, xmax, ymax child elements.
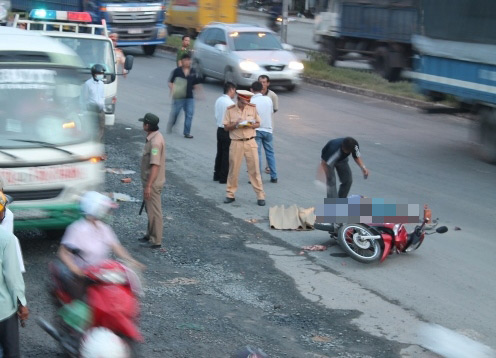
<box><xmin>436</xmin><ymin>226</ymin><xmax>448</xmax><ymax>234</ymax></box>
<box><xmin>124</xmin><ymin>55</ymin><xmax>134</xmax><ymax>71</ymax></box>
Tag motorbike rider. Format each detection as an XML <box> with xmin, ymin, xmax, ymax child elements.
<box><xmin>80</xmin><ymin>64</ymin><xmax>106</xmax><ymax>140</ymax></box>
<box><xmin>268</xmin><ymin>1</ymin><xmax>282</xmax><ymax>31</ymax></box>
<box><xmin>55</xmin><ymin>191</ymin><xmax>144</xmax><ymax>298</ymax></box>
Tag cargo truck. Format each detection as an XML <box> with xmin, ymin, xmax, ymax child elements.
<box><xmin>412</xmin><ymin>0</ymin><xmax>496</xmax><ymax>163</ymax></box>
<box><xmin>314</xmin><ymin>0</ymin><xmax>419</xmax><ymax>81</ymax></box>
<box><xmin>165</xmin><ymin>0</ymin><xmax>237</xmax><ymax>37</ymax></box>
<box><xmin>10</xmin><ymin>0</ymin><xmax>167</xmax><ymax>55</ymax></box>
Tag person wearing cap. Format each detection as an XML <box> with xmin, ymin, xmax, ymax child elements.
<box><xmin>223</xmin><ymin>90</ymin><xmax>266</xmax><ymax>206</ymax></box>
<box><xmin>213</xmin><ymin>81</ymin><xmax>236</xmax><ymax>184</ymax></box>
<box><xmin>167</xmin><ymin>53</ymin><xmax>202</xmax><ymax>138</ymax></box>
<box><xmin>0</xmin><ymin>178</ymin><xmax>25</xmax><ymax>274</ymax></box>
<box><xmin>139</xmin><ymin>113</ymin><xmax>166</xmax><ymax>248</ymax></box>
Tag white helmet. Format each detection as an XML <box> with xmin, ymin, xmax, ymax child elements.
<box><xmin>80</xmin><ymin>191</ymin><xmax>118</xmax><ymax>220</ymax></box>
<box><xmin>80</xmin><ymin>327</ymin><xmax>131</xmax><ymax>358</ymax></box>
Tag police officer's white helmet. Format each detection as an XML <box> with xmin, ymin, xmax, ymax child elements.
<box><xmin>80</xmin><ymin>327</ymin><xmax>131</xmax><ymax>358</ymax></box>
<box><xmin>80</xmin><ymin>191</ymin><xmax>118</xmax><ymax>220</ymax></box>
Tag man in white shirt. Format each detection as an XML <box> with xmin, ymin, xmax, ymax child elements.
<box><xmin>258</xmin><ymin>75</ymin><xmax>279</xmax><ymax>175</ymax></box>
<box><xmin>80</xmin><ymin>64</ymin><xmax>106</xmax><ymax>139</ymax></box>
<box><xmin>213</xmin><ymin>82</ymin><xmax>236</xmax><ymax>184</ymax></box>
<box><xmin>250</xmin><ymin>81</ymin><xmax>278</xmax><ymax>183</ymax></box>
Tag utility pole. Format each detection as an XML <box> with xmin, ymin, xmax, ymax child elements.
<box><xmin>281</xmin><ymin>0</ymin><xmax>289</xmax><ymax>43</ymax></box>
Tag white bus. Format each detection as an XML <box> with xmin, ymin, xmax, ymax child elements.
<box><xmin>0</xmin><ymin>26</ymin><xmax>104</xmax><ymax>232</ymax></box>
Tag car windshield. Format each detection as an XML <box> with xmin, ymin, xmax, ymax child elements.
<box><xmin>0</xmin><ymin>67</ymin><xmax>99</xmax><ymax>148</ymax></box>
<box><xmin>51</xmin><ymin>37</ymin><xmax>115</xmax><ymax>74</ymax></box>
<box><xmin>231</xmin><ymin>32</ymin><xmax>283</xmax><ymax>51</ymax></box>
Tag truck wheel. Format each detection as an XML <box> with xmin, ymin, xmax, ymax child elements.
<box><xmin>479</xmin><ymin>108</ymin><xmax>496</xmax><ymax>163</ymax></box>
<box><xmin>319</xmin><ymin>38</ymin><xmax>338</xmax><ymax>66</ymax></box>
<box><xmin>373</xmin><ymin>46</ymin><xmax>401</xmax><ymax>82</ymax></box>
<box><xmin>142</xmin><ymin>45</ymin><xmax>156</xmax><ymax>56</ymax></box>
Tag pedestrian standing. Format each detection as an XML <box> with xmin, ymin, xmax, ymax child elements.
<box><xmin>0</xmin><ymin>178</ymin><xmax>25</xmax><ymax>274</ymax></box>
<box><xmin>250</xmin><ymin>81</ymin><xmax>278</xmax><ymax>183</ymax></box>
<box><xmin>0</xmin><ymin>193</ymin><xmax>29</xmax><ymax>358</ymax></box>
<box><xmin>213</xmin><ymin>82</ymin><xmax>237</xmax><ymax>184</ymax></box>
<box><xmin>138</xmin><ymin>113</ymin><xmax>166</xmax><ymax>249</ymax></box>
<box><xmin>109</xmin><ymin>33</ymin><xmax>127</xmax><ymax>78</ymax></box>
<box><xmin>321</xmin><ymin>137</ymin><xmax>369</xmax><ymax>198</ymax></box>
<box><xmin>167</xmin><ymin>53</ymin><xmax>202</xmax><ymax>139</ymax></box>
<box><xmin>80</xmin><ymin>64</ymin><xmax>106</xmax><ymax>140</ymax></box>
<box><xmin>258</xmin><ymin>74</ymin><xmax>279</xmax><ymax>174</ymax></box>
<box><xmin>176</xmin><ymin>35</ymin><xmax>191</xmax><ymax>67</ymax></box>
<box><xmin>223</xmin><ymin>90</ymin><xmax>266</xmax><ymax>206</ymax></box>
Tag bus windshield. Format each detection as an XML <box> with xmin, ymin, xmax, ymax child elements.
<box><xmin>51</xmin><ymin>37</ymin><xmax>115</xmax><ymax>74</ymax></box>
<box><xmin>0</xmin><ymin>67</ymin><xmax>99</xmax><ymax>148</ymax></box>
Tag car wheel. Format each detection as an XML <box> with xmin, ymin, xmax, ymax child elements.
<box><xmin>224</xmin><ymin>68</ymin><xmax>236</xmax><ymax>85</ymax></box>
<box><xmin>285</xmin><ymin>84</ymin><xmax>296</xmax><ymax>92</ymax></box>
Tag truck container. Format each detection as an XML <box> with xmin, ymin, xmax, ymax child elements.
<box><xmin>10</xmin><ymin>0</ymin><xmax>167</xmax><ymax>55</ymax></box>
<box><xmin>165</xmin><ymin>0</ymin><xmax>237</xmax><ymax>37</ymax></box>
<box><xmin>314</xmin><ymin>0</ymin><xmax>419</xmax><ymax>81</ymax></box>
<box><xmin>412</xmin><ymin>0</ymin><xmax>496</xmax><ymax>162</ymax></box>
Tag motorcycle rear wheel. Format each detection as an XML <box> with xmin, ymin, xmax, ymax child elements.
<box><xmin>337</xmin><ymin>224</ymin><xmax>382</xmax><ymax>263</ymax></box>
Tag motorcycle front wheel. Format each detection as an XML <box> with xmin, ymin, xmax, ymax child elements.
<box><xmin>337</xmin><ymin>224</ymin><xmax>382</xmax><ymax>263</ymax></box>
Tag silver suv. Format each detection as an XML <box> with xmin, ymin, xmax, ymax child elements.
<box><xmin>193</xmin><ymin>23</ymin><xmax>304</xmax><ymax>91</ymax></box>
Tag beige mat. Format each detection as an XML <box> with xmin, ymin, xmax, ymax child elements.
<box><xmin>269</xmin><ymin>205</ymin><xmax>316</xmax><ymax>230</ymax></box>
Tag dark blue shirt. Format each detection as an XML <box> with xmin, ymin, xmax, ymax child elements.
<box><xmin>169</xmin><ymin>67</ymin><xmax>200</xmax><ymax>99</ymax></box>
<box><xmin>321</xmin><ymin>138</ymin><xmax>360</xmax><ymax>165</ymax></box>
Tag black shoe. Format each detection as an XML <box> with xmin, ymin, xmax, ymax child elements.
<box><xmin>138</xmin><ymin>236</ymin><xmax>149</xmax><ymax>242</ymax></box>
<box><xmin>150</xmin><ymin>244</ymin><xmax>162</xmax><ymax>249</ymax></box>
<box><xmin>184</xmin><ymin>134</ymin><xmax>194</xmax><ymax>139</ymax></box>
<box><xmin>257</xmin><ymin>199</ymin><xmax>266</xmax><ymax>206</ymax></box>
<box><xmin>224</xmin><ymin>197</ymin><xmax>235</xmax><ymax>204</ymax></box>
<box><xmin>248</xmin><ymin>181</ymin><xmax>251</xmax><ymax>184</ymax></box>
<box><xmin>213</xmin><ymin>175</ymin><xmax>220</xmax><ymax>182</ymax></box>
<box><xmin>270</xmin><ymin>178</ymin><xmax>278</xmax><ymax>183</ymax></box>
<box><xmin>219</xmin><ymin>180</ymin><xmax>227</xmax><ymax>184</ymax></box>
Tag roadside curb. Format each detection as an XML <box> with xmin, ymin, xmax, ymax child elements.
<box><xmin>302</xmin><ymin>75</ymin><xmax>437</xmax><ymax>110</ymax></box>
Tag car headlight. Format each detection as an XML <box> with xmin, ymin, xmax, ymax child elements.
<box><xmin>288</xmin><ymin>61</ymin><xmax>304</xmax><ymax>70</ymax></box>
<box><xmin>239</xmin><ymin>60</ymin><xmax>260</xmax><ymax>72</ymax></box>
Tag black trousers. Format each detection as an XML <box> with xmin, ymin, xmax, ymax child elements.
<box><xmin>214</xmin><ymin>127</ymin><xmax>231</xmax><ymax>183</ymax></box>
<box><xmin>0</xmin><ymin>312</ymin><xmax>20</xmax><ymax>358</ymax></box>
<box><xmin>326</xmin><ymin>160</ymin><xmax>352</xmax><ymax>198</ymax></box>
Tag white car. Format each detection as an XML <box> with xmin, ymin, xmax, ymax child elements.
<box><xmin>193</xmin><ymin>23</ymin><xmax>304</xmax><ymax>91</ymax></box>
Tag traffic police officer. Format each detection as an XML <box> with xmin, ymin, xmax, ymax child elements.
<box><xmin>223</xmin><ymin>90</ymin><xmax>266</xmax><ymax>206</ymax></box>
<box><xmin>139</xmin><ymin>113</ymin><xmax>166</xmax><ymax>248</ymax></box>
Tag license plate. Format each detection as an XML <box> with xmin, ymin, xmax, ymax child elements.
<box><xmin>14</xmin><ymin>209</ymin><xmax>49</xmax><ymax>220</ymax></box>
<box><xmin>128</xmin><ymin>28</ymin><xmax>144</xmax><ymax>34</ymax></box>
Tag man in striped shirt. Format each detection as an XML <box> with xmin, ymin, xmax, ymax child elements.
<box><xmin>321</xmin><ymin>137</ymin><xmax>369</xmax><ymax>198</ymax></box>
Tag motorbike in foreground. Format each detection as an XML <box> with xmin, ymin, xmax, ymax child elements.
<box><xmin>37</xmin><ymin>256</ymin><xmax>143</xmax><ymax>357</ymax></box>
<box><xmin>315</xmin><ymin>218</ymin><xmax>448</xmax><ymax>263</ymax></box>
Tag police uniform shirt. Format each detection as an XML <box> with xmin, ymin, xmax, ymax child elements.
<box><xmin>141</xmin><ymin>131</ymin><xmax>166</xmax><ymax>187</ymax></box>
<box><xmin>321</xmin><ymin>138</ymin><xmax>360</xmax><ymax>166</ymax></box>
<box><xmin>223</xmin><ymin>103</ymin><xmax>261</xmax><ymax>140</ymax></box>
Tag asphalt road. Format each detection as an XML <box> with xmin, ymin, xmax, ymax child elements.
<box><xmin>113</xmin><ymin>48</ymin><xmax>496</xmax><ymax>354</ymax></box>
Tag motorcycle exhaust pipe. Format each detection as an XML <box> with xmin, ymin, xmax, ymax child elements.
<box><xmin>36</xmin><ymin>318</ymin><xmax>62</xmax><ymax>342</ymax></box>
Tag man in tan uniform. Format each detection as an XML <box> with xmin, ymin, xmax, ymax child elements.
<box><xmin>223</xmin><ymin>90</ymin><xmax>266</xmax><ymax>206</ymax></box>
<box><xmin>138</xmin><ymin>113</ymin><xmax>166</xmax><ymax>248</ymax></box>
